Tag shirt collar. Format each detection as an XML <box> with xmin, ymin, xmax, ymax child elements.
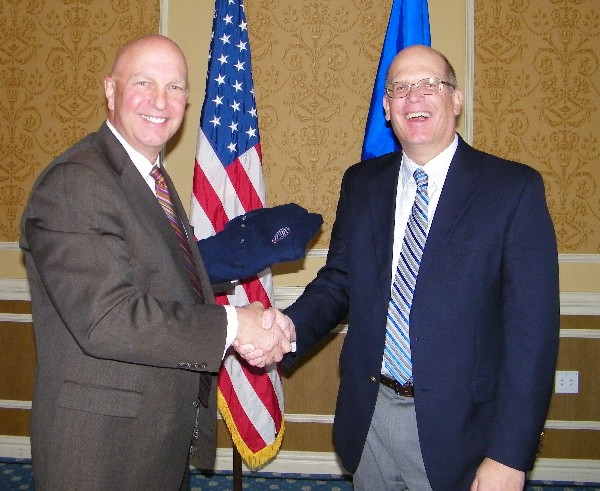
<box><xmin>106</xmin><ymin>120</ymin><xmax>160</xmax><ymax>179</ymax></box>
<box><xmin>401</xmin><ymin>134</ymin><xmax>458</xmax><ymax>189</ymax></box>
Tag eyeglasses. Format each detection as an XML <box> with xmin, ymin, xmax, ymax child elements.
<box><xmin>385</xmin><ymin>77</ymin><xmax>455</xmax><ymax>99</ymax></box>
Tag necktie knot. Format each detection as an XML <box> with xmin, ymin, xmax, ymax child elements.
<box><xmin>413</xmin><ymin>168</ymin><xmax>428</xmax><ymax>192</ymax></box>
<box><xmin>150</xmin><ymin>165</ymin><xmax>166</xmax><ymax>185</ymax></box>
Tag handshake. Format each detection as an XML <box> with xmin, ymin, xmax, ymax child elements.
<box><xmin>233</xmin><ymin>302</ymin><xmax>296</xmax><ymax>367</ymax></box>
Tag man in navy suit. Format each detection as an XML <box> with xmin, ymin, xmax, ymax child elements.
<box><xmin>277</xmin><ymin>45</ymin><xmax>559</xmax><ymax>490</ymax></box>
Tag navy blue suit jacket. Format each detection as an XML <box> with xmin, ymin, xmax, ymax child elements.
<box><xmin>284</xmin><ymin>136</ymin><xmax>559</xmax><ymax>491</ymax></box>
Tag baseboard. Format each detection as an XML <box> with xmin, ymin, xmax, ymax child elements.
<box><xmin>528</xmin><ymin>458</ymin><xmax>600</xmax><ymax>483</ymax></box>
<box><xmin>213</xmin><ymin>448</ymin><xmax>348</xmax><ymax>475</ymax></box>
<box><xmin>2</xmin><ymin>436</ymin><xmax>598</xmax><ymax>483</ymax></box>
<box><xmin>0</xmin><ymin>436</ymin><xmax>31</xmax><ymax>459</ymax></box>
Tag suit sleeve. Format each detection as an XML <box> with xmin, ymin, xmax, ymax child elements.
<box><xmin>22</xmin><ymin>160</ymin><xmax>227</xmax><ymax>373</ymax></box>
<box><xmin>283</xmin><ymin>172</ymin><xmax>352</xmax><ymax>361</ymax></box>
<box><xmin>487</xmin><ymin>170</ymin><xmax>560</xmax><ymax>470</ymax></box>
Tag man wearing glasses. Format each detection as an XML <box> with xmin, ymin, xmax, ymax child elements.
<box><xmin>278</xmin><ymin>45</ymin><xmax>559</xmax><ymax>490</ymax></box>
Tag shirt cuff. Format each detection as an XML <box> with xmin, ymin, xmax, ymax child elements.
<box><xmin>224</xmin><ymin>305</ymin><xmax>238</xmax><ymax>359</ymax></box>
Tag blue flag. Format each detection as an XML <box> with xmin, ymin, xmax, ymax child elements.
<box><xmin>361</xmin><ymin>0</ymin><xmax>431</xmax><ymax>160</ymax></box>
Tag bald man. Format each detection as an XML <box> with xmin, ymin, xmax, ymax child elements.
<box><xmin>20</xmin><ymin>34</ymin><xmax>289</xmax><ymax>490</ymax></box>
<box><xmin>279</xmin><ymin>45</ymin><xmax>559</xmax><ymax>491</ymax></box>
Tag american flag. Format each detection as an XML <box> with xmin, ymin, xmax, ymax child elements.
<box><xmin>190</xmin><ymin>0</ymin><xmax>285</xmax><ymax>469</ymax></box>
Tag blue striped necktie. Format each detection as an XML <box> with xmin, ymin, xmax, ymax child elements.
<box><xmin>384</xmin><ymin>167</ymin><xmax>429</xmax><ymax>385</ymax></box>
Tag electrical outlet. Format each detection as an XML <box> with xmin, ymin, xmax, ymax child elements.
<box><xmin>555</xmin><ymin>370</ymin><xmax>578</xmax><ymax>394</ymax></box>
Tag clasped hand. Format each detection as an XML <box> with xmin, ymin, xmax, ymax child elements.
<box><xmin>233</xmin><ymin>302</ymin><xmax>295</xmax><ymax>367</ymax></box>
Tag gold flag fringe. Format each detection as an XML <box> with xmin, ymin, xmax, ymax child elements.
<box><xmin>217</xmin><ymin>387</ymin><xmax>285</xmax><ymax>470</ymax></box>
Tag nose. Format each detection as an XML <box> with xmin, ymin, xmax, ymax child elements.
<box><xmin>406</xmin><ymin>84</ymin><xmax>424</xmax><ymax>102</ymax></box>
<box><xmin>151</xmin><ymin>87</ymin><xmax>168</xmax><ymax>110</ymax></box>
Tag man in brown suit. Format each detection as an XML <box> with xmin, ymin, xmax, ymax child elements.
<box><xmin>19</xmin><ymin>34</ymin><xmax>289</xmax><ymax>490</ymax></box>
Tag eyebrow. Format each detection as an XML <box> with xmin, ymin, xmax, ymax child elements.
<box><xmin>129</xmin><ymin>73</ymin><xmax>188</xmax><ymax>86</ymax></box>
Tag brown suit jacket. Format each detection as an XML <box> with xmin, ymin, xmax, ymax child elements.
<box><xmin>20</xmin><ymin>123</ymin><xmax>227</xmax><ymax>490</ymax></box>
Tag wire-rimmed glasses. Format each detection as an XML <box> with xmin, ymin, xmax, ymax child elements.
<box><xmin>385</xmin><ymin>77</ymin><xmax>455</xmax><ymax>99</ymax></box>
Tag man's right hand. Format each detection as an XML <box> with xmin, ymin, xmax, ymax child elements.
<box><xmin>234</xmin><ymin>302</ymin><xmax>292</xmax><ymax>367</ymax></box>
<box><xmin>234</xmin><ymin>306</ymin><xmax>296</xmax><ymax>367</ymax></box>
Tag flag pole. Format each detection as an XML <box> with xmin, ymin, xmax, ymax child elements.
<box><xmin>233</xmin><ymin>446</ymin><xmax>242</xmax><ymax>491</ymax></box>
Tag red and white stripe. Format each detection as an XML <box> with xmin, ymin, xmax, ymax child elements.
<box><xmin>190</xmin><ymin>128</ymin><xmax>283</xmax><ymax>467</ymax></box>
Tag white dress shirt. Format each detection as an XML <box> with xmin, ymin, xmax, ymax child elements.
<box><xmin>382</xmin><ymin>135</ymin><xmax>459</xmax><ymax>375</ymax></box>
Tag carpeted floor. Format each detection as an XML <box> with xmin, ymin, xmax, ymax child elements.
<box><xmin>1</xmin><ymin>458</ymin><xmax>599</xmax><ymax>490</ymax></box>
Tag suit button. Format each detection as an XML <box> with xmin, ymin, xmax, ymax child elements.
<box><xmin>192</xmin><ymin>398</ymin><xmax>201</xmax><ymax>408</ymax></box>
<box><xmin>370</xmin><ymin>376</ymin><xmax>377</xmax><ymax>383</ymax></box>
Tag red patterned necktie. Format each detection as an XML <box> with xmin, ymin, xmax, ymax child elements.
<box><xmin>150</xmin><ymin>166</ymin><xmax>212</xmax><ymax>410</ymax></box>
<box><xmin>150</xmin><ymin>166</ymin><xmax>204</xmax><ymax>303</ymax></box>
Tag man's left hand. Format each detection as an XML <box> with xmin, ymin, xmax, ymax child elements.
<box><xmin>470</xmin><ymin>457</ymin><xmax>525</xmax><ymax>491</ymax></box>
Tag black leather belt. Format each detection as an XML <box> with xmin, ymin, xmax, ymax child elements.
<box><xmin>380</xmin><ymin>374</ymin><xmax>414</xmax><ymax>397</ymax></box>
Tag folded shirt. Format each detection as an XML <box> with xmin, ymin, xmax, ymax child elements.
<box><xmin>198</xmin><ymin>203</ymin><xmax>323</xmax><ymax>284</ymax></box>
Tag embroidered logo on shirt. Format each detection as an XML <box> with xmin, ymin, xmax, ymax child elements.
<box><xmin>272</xmin><ymin>227</ymin><xmax>291</xmax><ymax>244</ymax></box>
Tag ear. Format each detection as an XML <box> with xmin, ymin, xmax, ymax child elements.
<box><xmin>383</xmin><ymin>94</ymin><xmax>391</xmax><ymax>122</ymax></box>
<box><xmin>104</xmin><ymin>77</ymin><xmax>115</xmax><ymax>111</ymax></box>
<box><xmin>452</xmin><ymin>87</ymin><xmax>464</xmax><ymax>116</ymax></box>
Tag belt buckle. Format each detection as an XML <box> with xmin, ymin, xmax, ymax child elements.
<box><xmin>380</xmin><ymin>374</ymin><xmax>414</xmax><ymax>398</ymax></box>
<box><xmin>395</xmin><ymin>380</ymin><xmax>414</xmax><ymax>397</ymax></box>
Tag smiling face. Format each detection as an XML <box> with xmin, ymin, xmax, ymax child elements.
<box><xmin>104</xmin><ymin>35</ymin><xmax>189</xmax><ymax>163</ymax></box>
<box><xmin>383</xmin><ymin>45</ymin><xmax>463</xmax><ymax>164</ymax></box>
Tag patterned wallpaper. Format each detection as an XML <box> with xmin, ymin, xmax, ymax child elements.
<box><xmin>246</xmin><ymin>0</ymin><xmax>392</xmax><ymax>246</ymax></box>
<box><xmin>0</xmin><ymin>0</ymin><xmax>158</xmax><ymax>242</ymax></box>
<box><xmin>1</xmin><ymin>0</ymin><xmax>598</xmax><ymax>253</ymax></box>
<box><xmin>474</xmin><ymin>0</ymin><xmax>600</xmax><ymax>253</ymax></box>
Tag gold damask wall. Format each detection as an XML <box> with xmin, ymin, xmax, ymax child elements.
<box><xmin>0</xmin><ymin>0</ymin><xmax>159</xmax><ymax>242</ymax></box>
<box><xmin>247</xmin><ymin>0</ymin><xmax>393</xmax><ymax>243</ymax></box>
<box><xmin>167</xmin><ymin>0</ymin><xmax>467</xmax><ymax>258</ymax></box>
<box><xmin>474</xmin><ymin>0</ymin><xmax>600</xmax><ymax>253</ymax></box>
<box><xmin>3</xmin><ymin>1</ymin><xmax>599</xmax><ymax>251</ymax></box>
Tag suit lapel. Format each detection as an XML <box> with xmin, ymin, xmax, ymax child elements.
<box><xmin>124</xmin><ymin>162</ymin><xmax>175</xmax><ymax>244</ymax></box>
<box><xmin>419</xmin><ymin>138</ymin><xmax>483</xmax><ymax>276</ymax></box>
<box><xmin>161</xmin><ymin>167</ymin><xmax>214</xmax><ymax>301</ymax></box>
<box><xmin>96</xmin><ymin>124</ymin><xmax>164</xmax><ymax>230</ymax></box>
<box><xmin>366</xmin><ymin>153</ymin><xmax>402</xmax><ymax>291</ymax></box>
<box><xmin>96</xmin><ymin>124</ymin><xmax>204</xmax><ymax>295</ymax></box>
